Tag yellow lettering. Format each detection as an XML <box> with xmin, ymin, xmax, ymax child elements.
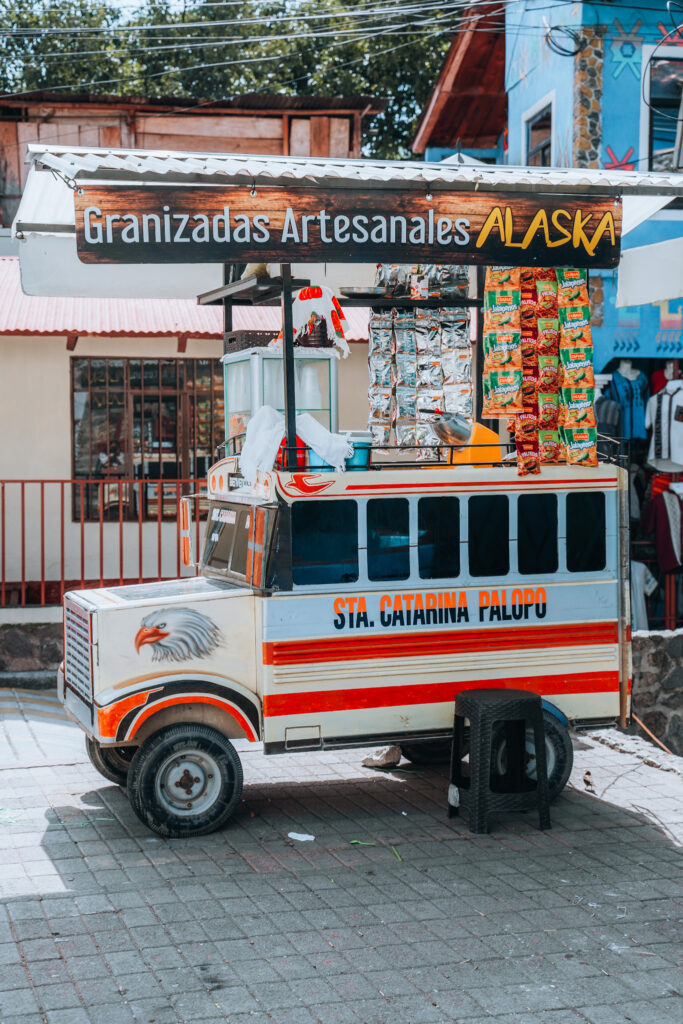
<box><xmin>519</xmin><ymin>209</ymin><xmax>550</xmax><ymax>250</ymax></box>
<box><xmin>550</xmin><ymin>208</ymin><xmax>572</xmax><ymax>246</ymax></box>
<box><xmin>475</xmin><ymin>206</ymin><xmax>505</xmax><ymax>248</ymax></box>
<box><xmin>504</xmin><ymin>207</ymin><xmax>525</xmax><ymax>248</ymax></box>
<box><xmin>585</xmin><ymin>211</ymin><xmax>616</xmax><ymax>256</ymax></box>
<box><xmin>572</xmin><ymin>209</ymin><xmax>594</xmax><ymax>252</ymax></box>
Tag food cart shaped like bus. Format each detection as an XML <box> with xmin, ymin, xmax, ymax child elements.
<box><xmin>59</xmin><ymin>444</ymin><xmax>630</xmax><ymax>837</ymax></box>
<box><xmin>21</xmin><ymin>145</ymin><xmax>672</xmax><ymax>837</ymax></box>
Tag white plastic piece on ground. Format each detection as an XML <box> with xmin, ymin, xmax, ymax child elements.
<box><xmin>447</xmin><ymin>783</ymin><xmax>460</xmax><ymax>808</ymax></box>
<box><xmin>362</xmin><ymin>745</ymin><xmax>402</xmax><ymax>768</ymax></box>
<box><xmin>288</xmin><ymin>832</ymin><xmax>315</xmax><ymax>841</ymax></box>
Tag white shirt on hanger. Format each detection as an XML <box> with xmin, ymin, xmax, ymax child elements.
<box><xmin>645</xmin><ymin>379</ymin><xmax>683</xmax><ymax>472</ymax></box>
<box><xmin>630</xmin><ymin>560</ymin><xmax>658</xmax><ymax>633</ymax></box>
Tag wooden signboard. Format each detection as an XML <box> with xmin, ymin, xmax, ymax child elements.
<box><xmin>74</xmin><ymin>185</ymin><xmax>622</xmax><ymax>268</ymax></box>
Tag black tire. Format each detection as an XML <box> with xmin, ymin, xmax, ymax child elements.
<box><xmin>126</xmin><ymin>723</ymin><xmax>243</xmax><ymax>838</ymax></box>
<box><xmin>400</xmin><ymin>739</ymin><xmax>452</xmax><ymax>765</ymax></box>
<box><xmin>491</xmin><ymin>712</ymin><xmax>574</xmax><ymax>802</ymax></box>
<box><xmin>86</xmin><ymin>736</ymin><xmax>135</xmax><ymax>786</ymax></box>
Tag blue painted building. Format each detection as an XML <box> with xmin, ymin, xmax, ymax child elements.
<box><xmin>505</xmin><ymin>0</ymin><xmax>683</xmax><ymax>372</ymax></box>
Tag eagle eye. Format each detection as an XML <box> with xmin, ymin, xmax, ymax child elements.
<box><xmin>157</xmin><ymin>622</ymin><xmax>166</xmax><ymax>629</ymax></box>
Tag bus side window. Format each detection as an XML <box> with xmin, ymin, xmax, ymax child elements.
<box><xmin>291</xmin><ymin>500</ymin><xmax>358</xmax><ymax>585</ymax></box>
<box><xmin>367</xmin><ymin>498</ymin><xmax>410</xmax><ymax>581</ymax></box>
<box><xmin>566</xmin><ymin>492</ymin><xmax>606</xmax><ymax>572</ymax></box>
<box><xmin>468</xmin><ymin>495</ymin><xmax>509</xmax><ymax>577</ymax></box>
<box><xmin>418</xmin><ymin>496</ymin><xmax>460</xmax><ymax>579</ymax></box>
<box><xmin>518</xmin><ymin>494</ymin><xmax>558</xmax><ymax>574</ymax></box>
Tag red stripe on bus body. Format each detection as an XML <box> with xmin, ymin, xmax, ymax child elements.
<box><xmin>262</xmin><ymin>622</ymin><xmax>619</xmax><ymax>666</ymax></box>
<box><xmin>262</xmin><ymin>673</ymin><xmax>620</xmax><ymax>718</ymax></box>
<box><xmin>343</xmin><ymin>479</ymin><xmax>618</xmax><ymax>492</ymax></box>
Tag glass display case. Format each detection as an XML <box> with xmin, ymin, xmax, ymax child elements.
<box><xmin>222</xmin><ymin>348</ymin><xmax>338</xmax><ymax>444</ymax></box>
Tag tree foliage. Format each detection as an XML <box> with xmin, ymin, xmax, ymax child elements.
<box><xmin>1</xmin><ymin>1</ymin><xmax>459</xmax><ymax>157</ymax></box>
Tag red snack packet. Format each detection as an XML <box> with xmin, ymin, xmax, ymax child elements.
<box><xmin>516</xmin><ymin>439</ymin><xmax>540</xmax><ymax>476</ymax></box>
<box><xmin>515</xmin><ymin>411</ymin><xmax>538</xmax><ymax>441</ymax></box>
<box><xmin>521</xmin><ymin>370</ymin><xmax>538</xmax><ymax>413</ymax></box>
<box><xmin>521</xmin><ymin>334</ymin><xmax>538</xmax><ymax>370</ymax></box>
<box><xmin>539</xmin><ymin>429</ymin><xmax>560</xmax><ymax>463</ymax></box>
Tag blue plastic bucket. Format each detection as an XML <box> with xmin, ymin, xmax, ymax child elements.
<box><xmin>308</xmin><ymin>449</ymin><xmax>334</xmax><ymax>472</ymax></box>
<box><xmin>345</xmin><ymin>432</ymin><xmax>372</xmax><ymax>471</ymax></box>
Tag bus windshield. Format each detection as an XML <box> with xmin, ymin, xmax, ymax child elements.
<box><xmin>201</xmin><ymin>502</ymin><xmax>251</xmax><ymax>578</ymax></box>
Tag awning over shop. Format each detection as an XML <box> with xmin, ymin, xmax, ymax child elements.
<box><xmin>616</xmin><ymin>237</ymin><xmax>683</xmax><ymax>308</ymax></box>
<box><xmin>13</xmin><ymin>144</ymin><xmax>683</xmax><ymax>298</ymax></box>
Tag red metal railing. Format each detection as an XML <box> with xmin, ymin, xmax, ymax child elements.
<box><xmin>0</xmin><ymin>479</ymin><xmax>207</xmax><ymax>608</ymax></box>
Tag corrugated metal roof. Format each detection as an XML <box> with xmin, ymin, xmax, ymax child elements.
<box><xmin>24</xmin><ymin>143</ymin><xmax>683</xmax><ymax>196</ymax></box>
<box><xmin>0</xmin><ymin>257</ymin><xmax>369</xmax><ymax>340</ymax></box>
<box><xmin>2</xmin><ymin>92</ymin><xmax>386</xmax><ymax>113</ymax></box>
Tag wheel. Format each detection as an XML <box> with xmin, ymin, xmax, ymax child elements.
<box><xmin>400</xmin><ymin>739</ymin><xmax>452</xmax><ymax>765</ymax></box>
<box><xmin>86</xmin><ymin>736</ymin><xmax>135</xmax><ymax>786</ymax></box>
<box><xmin>491</xmin><ymin>712</ymin><xmax>574</xmax><ymax>802</ymax></box>
<box><xmin>126</xmin><ymin>724</ymin><xmax>243</xmax><ymax>838</ymax></box>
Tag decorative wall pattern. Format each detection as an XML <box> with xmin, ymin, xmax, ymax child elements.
<box><xmin>609</xmin><ymin>18</ymin><xmax>644</xmax><ymax>79</ymax></box>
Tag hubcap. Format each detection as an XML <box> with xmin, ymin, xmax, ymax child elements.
<box><xmin>494</xmin><ymin>732</ymin><xmax>557</xmax><ymax>782</ymax></box>
<box><xmin>155</xmin><ymin>748</ymin><xmax>221</xmax><ymax>817</ymax></box>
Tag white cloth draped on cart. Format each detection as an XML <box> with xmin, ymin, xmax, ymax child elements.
<box><xmin>239</xmin><ymin>406</ymin><xmax>352</xmax><ymax>483</ymax></box>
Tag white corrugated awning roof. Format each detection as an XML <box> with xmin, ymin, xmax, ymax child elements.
<box><xmin>20</xmin><ymin>143</ymin><xmax>683</xmax><ymax>198</ymax></box>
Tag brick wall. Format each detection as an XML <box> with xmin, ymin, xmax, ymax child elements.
<box><xmin>573</xmin><ymin>27</ymin><xmax>605</xmax><ymax>168</ymax></box>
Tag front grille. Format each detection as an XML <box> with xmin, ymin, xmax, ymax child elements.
<box><xmin>64</xmin><ymin>598</ymin><xmax>93</xmax><ymax>703</ymax></box>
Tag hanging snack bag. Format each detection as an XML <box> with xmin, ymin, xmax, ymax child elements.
<box><xmin>560</xmin><ymin>386</ymin><xmax>596</xmax><ymax>428</ymax></box>
<box><xmin>536</xmin><ymin>278</ymin><xmax>558</xmax><ymax>318</ymax></box>
<box><xmin>556</xmin><ymin>268</ymin><xmax>589</xmax><ymax>307</ymax></box>
<box><xmin>520</xmin><ymin>267</ymin><xmax>536</xmax><ymax>290</ymax></box>
<box><xmin>395</xmin><ymin>420</ymin><xmax>416</xmax><ymax>446</ymax></box>
<box><xmin>369</xmin><ymin>387</ymin><xmax>393</xmax><ymax>422</ymax></box>
<box><xmin>483</xmin><ymin>329</ymin><xmax>522</xmax><ymax>372</ymax></box>
<box><xmin>481</xmin><ymin>373</ymin><xmax>493</xmax><ymax>418</ymax></box>
<box><xmin>486</xmin><ymin>266</ymin><xmax>521</xmax><ymax>289</ymax></box>
<box><xmin>559</xmin><ymin>304</ymin><xmax>592</xmax><ymax>348</ymax></box>
<box><xmin>444</xmin><ymin>384</ymin><xmax>473</xmax><ymax>419</ymax></box>
<box><xmin>417</xmin><ymin>356</ymin><xmax>443</xmax><ymax>389</ymax></box>
<box><xmin>537</xmin><ymin>317</ymin><xmax>559</xmax><ymax>356</ymax></box>
<box><xmin>416</xmin><ymin>389</ymin><xmax>444</xmax><ymax>415</ymax></box>
<box><xmin>440</xmin><ymin>309</ymin><xmax>470</xmax><ymax>349</ymax></box>
<box><xmin>538</xmin><ymin>354</ymin><xmax>559</xmax><ymax>392</ymax></box>
<box><xmin>505</xmin><ymin>415</ymin><xmax>517</xmax><ymax>435</ymax></box>
<box><xmin>369</xmin><ymin>351</ymin><xmax>393</xmax><ymax>388</ymax></box>
<box><xmin>488</xmin><ymin>370</ymin><xmax>524</xmax><ymax>415</ymax></box>
<box><xmin>369</xmin><ymin>420</ymin><xmax>391</xmax><ymax>446</ymax></box>
<box><xmin>368</xmin><ymin>312</ymin><xmax>393</xmax><ymax>356</ymax></box>
<box><xmin>515</xmin><ymin>410</ymin><xmax>538</xmax><ymax>441</ymax></box>
<box><xmin>433</xmin><ymin>265</ymin><xmax>469</xmax><ymax>299</ymax></box>
<box><xmin>535</xmin><ymin>267</ymin><xmax>557</xmax><ymax>282</ymax></box>
<box><xmin>560</xmin><ymin>347</ymin><xmax>595</xmax><ymax>387</ymax></box>
<box><xmin>520</xmin><ymin>289</ymin><xmax>537</xmax><ymax>332</ymax></box>
<box><xmin>410</xmin><ymin>271</ymin><xmax>429</xmax><ymax>300</ymax></box>
<box><xmin>393</xmin><ymin>353</ymin><xmax>417</xmax><ymax>388</ymax></box>
<box><xmin>539</xmin><ymin>429</ymin><xmax>561</xmax><ymax>463</ymax></box>
<box><xmin>563</xmin><ymin>427</ymin><xmax>598</xmax><ymax>466</ymax></box>
<box><xmin>483</xmin><ymin>288</ymin><xmax>521</xmax><ymax>331</ymax></box>
<box><xmin>395</xmin><ymin>386</ymin><xmax>417</xmax><ymax>421</ymax></box>
<box><xmin>442</xmin><ymin>349</ymin><xmax>472</xmax><ymax>385</ymax></box>
<box><xmin>538</xmin><ymin>391</ymin><xmax>560</xmax><ymax>429</ymax></box>
<box><xmin>521</xmin><ymin>334</ymin><xmax>537</xmax><ymax>370</ymax></box>
<box><xmin>516</xmin><ymin>439</ymin><xmax>540</xmax><ymax>476</ymax></box>
<box><xmin>415</xmin><ymin>311</ymin><xmax>440</xmax><ymax>354</ymax></box>
<box><xmin>393</xmin><ymin>311</ymin><xmax>416</xmax><ymax>354</ymax></box>
<box><xmin>521</xmin><ymin>369</ymin><xmax>538</xmax><ymax>412</ymax></box>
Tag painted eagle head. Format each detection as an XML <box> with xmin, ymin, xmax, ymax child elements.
<box><xmin>134</xmin><ymin>607</ymin><xmax>223</xmax><ymax>663</ymax></box>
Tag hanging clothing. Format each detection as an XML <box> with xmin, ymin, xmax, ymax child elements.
<box><xmin>606</xmin><ymin>370</ymin><xmax>649</xmax><ymax>440</ymax></box>
<box><xmin>645</xmin><ymin>380</ymin><xmax>683</xmax><ymax>472</ymax></box>
<box><xmin>650</xmin><ymin>368</ymin><xmax>679</xmax><ymax>395</ymax></box>
<box><xmin>595</xmin><ymin>394</ymin><xmax>622</xmax><ymax>460</ymax></box>
<box><xmin>630</xmin><ymin>560</ymin><xmax>658</xmax><ymax>632</ymax></box>
<box><xmin>641</xmin><ymin>489</ymin><xmax>683</xmax><ymax>573</ymax></box>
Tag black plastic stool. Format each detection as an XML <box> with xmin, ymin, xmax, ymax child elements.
<box><xmin>447</xmin><ymin>688</ymin><xmax>551</xmax><ymax>834</ymax></box>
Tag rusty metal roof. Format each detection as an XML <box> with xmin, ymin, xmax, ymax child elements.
<box><xmin>0</xmin><ymin>257</ymin><xmax>370</xmax><ymax>340</ymax></box>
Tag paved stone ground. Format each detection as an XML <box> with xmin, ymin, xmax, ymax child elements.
<box><xmin>0</xmin><ymin>689</ymin><xmax>681</xmax><ymax>1024</ymax></box>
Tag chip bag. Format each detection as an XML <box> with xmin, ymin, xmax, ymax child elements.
<box><xmin>536</xmin><ymin>278</ymin><xmax>558</xmax><ymax>317</ymax></box>
<box><xmin>486</xmin><ymin>266</ymin><xmax>520</xmax><ymax>289</ymax></box>
<box><xmin>520</xmin><ymin>290</ymin><xmax>537</xmax><ymax>331</ymax></box>
<box><xmin>560</xmin><ymin>386</ymin><xmax>596</xmax><ymax>428</ymax></box>
<box><xmin>521</xmin><ymin>334</ymin><xmax>538</xmax><ymax>370</ymax></box>
<box><xmin>484</xmin><ymin>330</ymin><xmax>522</xmax><ymax>372</ymax></box>
<box><xmin>516</xmin><ymin>439</ymin><xmax>540</xmax><ymax>476</ymax></box>
<box><xmin>538</xmin><ymin>429</ymin><xmax>561</xmax><ymax>463</ymax></box>
<box><xmin>521</xmin><ymin>369</ymin><xmax>538</xmax><ymax>413</ymax></box>
<box><xmin>560</xmin><ymin>347</ymin><xmax>595</xmax><ymax>387</ymax></box>
<box><xmin>538</xmin><ymin>354</ymin><xmax>560</xmax><ymax>392</ymax></box>
<box><xmin>559</xmin><ymin>304</ymin><xmax>592</xmax><ymax>348</ymax></box>
<box><xmin>483</xmin><ymin>288</ymin><xmax>521</xmax><ymax>330</ymax></box>
<box><xmin>556</xmin><ymin>268</ymin><xmax>589</xmax><ymax>307</ymax></box>
<box><xmin>488</xmin><ymin>370</ymin><xmax>524</xmax><ymax>415</ymax></box>
<box><xmin>537</xmin><ymin>317</ymin><xmax>559</xmax><ymax>356</ymax></box>
<box><xmin>563</xmin><ymin>427</ymin><xmax>598</xmax><ymax>466</ymax></box>
<box><xmin>538</xmin><ymin>391</ymin><xmax>559</xmax><ymax>429</ymax></box>
<box><xmin>515</xmin><ymin>410</ymin><xmax>538</xmax><ymax>441</ymax></box>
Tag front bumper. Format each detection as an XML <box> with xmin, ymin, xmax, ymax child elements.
<box><xmin>58</xmin><ymin>663</ymin><xmax>96</xmax><ymax>737</ymax></box>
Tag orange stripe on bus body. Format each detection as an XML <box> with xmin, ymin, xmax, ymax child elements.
<box><xmin>262</xmin><ymin>622</ymin><xmax>618</xmax><ymax>667</ymax></box>
<box><xmin>262</xmin><ymin>672</ymin><xmax>619</xmax><ymax>718</ymax></box>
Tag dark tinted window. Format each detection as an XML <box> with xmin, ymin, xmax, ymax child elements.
<box><xmin>418</xmin><ymin>497</ymin><xmax>460</xmax><ymax>579</ymax></box>
<box><xmin>202</xmin><ymin>505</ymin><xmax>239</xmax><ymax>571</ymax></box>
<box><xmin>468</xmin><ymin>495</ymin><xmax>509</xmax><ymax>576</ymax></box>
<box><xmin>566</xmin><ymin>492</ymin><xmax>606</xmax><ymax>572</ymax></box>
<box><xmin>292</xmin><ymin>500</ymin><xmax>358</xmax><ymax>585</ymax></box>
<box><xmin>230</xmin><ymin>510</ymin><xmax>250</xmax><ymax>576</ymax></box>
<box><xmin>518</xmin><ymin>494</ymin><xmax>558</xmax><ymax>574</ymax></box>
<box><xmin>367</xmin><ymin>499</ymin><xmax>410</xmax><ymax>581</ymax></box>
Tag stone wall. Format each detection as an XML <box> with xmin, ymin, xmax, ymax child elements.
<box><xmin>0</xmin><ymin>623</ymin><xmax>63</xmax><ymax>675</ymax></box>
<box><xmin>573</xmin><ymin>27</ymin><xmax>605</xmax><ymax>168</ymax></box>
<box><xmin>631</xmin><ymin>633</ymin><xmax>683</xmax><ymax>756</ymax></box>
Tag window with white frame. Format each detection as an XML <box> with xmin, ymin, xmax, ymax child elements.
<box><xmin>648</xmin><ymin>56</ymin><xmax>683</xmax><ymax>170</ymax></box>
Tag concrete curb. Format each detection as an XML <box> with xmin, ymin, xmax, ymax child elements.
<box><xmin>0</xmin><ymin>669</ymin><xmax>57</xmax><ymax>690</ymax></box>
